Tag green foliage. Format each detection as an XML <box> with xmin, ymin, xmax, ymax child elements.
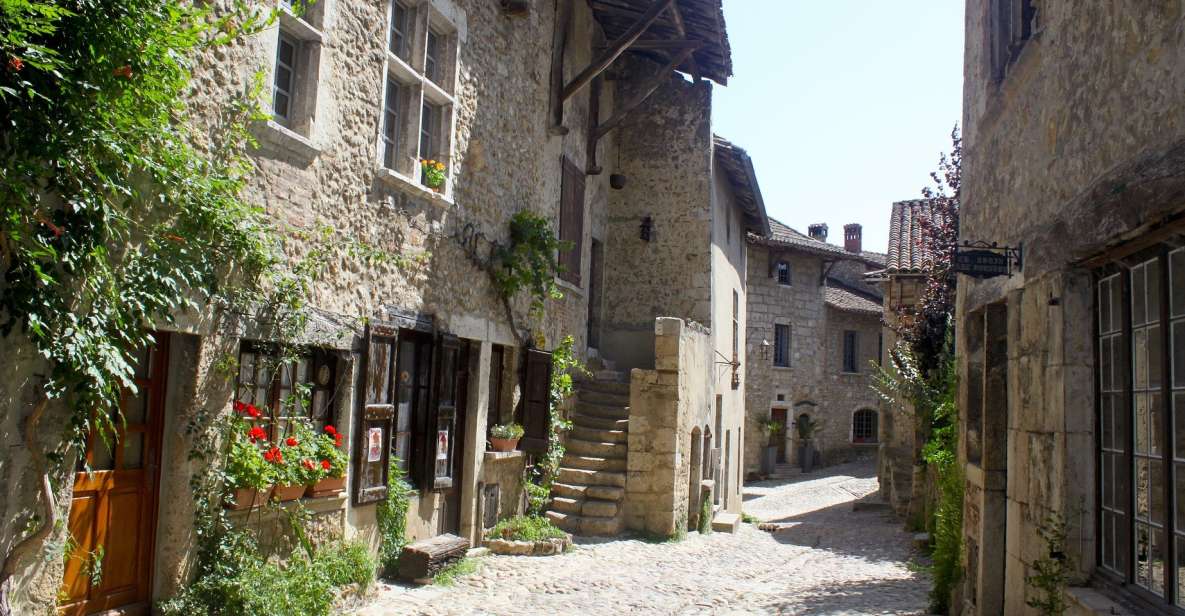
<box><xmin>226</xmin><ymin>418</ymin><xmax>275</xmax><ymax>490</ymax></box>
<box><xmin>420</xmin><ymin>158</ymin><xmax>446</xmax><ymax>189</ymax></box>
<box><xmin>795</xmin><ymin>415</ymin><xmax>819</xmax><ymax>439</ymax></box>
<box><xmin>741</xmin><ymin>512</ymin><xmax>760</xmax><ymax>524</ymax></box>
<box><xmin>314</xmin><ymin>540</ymin><xmax>377</xmax><ymax>594</ymax></box>
<box><xmin>375</xmin><ymin>460</ymin><xmax>413</xmax><ymax>577</ymax></box>
<box><xmin>492</xmin><ymin>210</ymin><xmax>570</xmax><ymax>313</ymax></box>
<box><xmin>489</xmin><ymin>422</ymin><xmax>525</xmax><ymax>440</ymax></box>
<box><xmin>433</xmin><ymin>557</ymin><xmax>479</xmax><ymax>587</ymax></box>
<box><xmin>697</xmin><ymin>497</ymin><xmax>713</xmax><ymax>535</ymax></box>
<box><xmin>486</xmin><ymin>515</ymin><xmax>567</xmax><ymax>542</ymax></box>
<box><xmin>312</xmin><ymin>427</ymin><xmax>347</xmax><ymax>479</ymax></box>
<box><xmin>1026</xmin><ymin>512</ymin><xmax>1072</xmax><ymax>616</ymax></box>
<box><xmin>524</xmin><ymin>335</ymin><xmax>583</xmax><ymax>515</ymax></box>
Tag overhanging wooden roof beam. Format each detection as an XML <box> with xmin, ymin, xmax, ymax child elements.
<box><xmin>591</xmin><ymin>44</ymin><xmax>698</xmax><ymax>141</ymax></box>
<box><xmin>549</xmin><ymin>0</ymin><xmax>573</xmax><ymax>135</ymax></box>
<box><xmin>596</xmin><ymin>39</ymin><xmax>700</xmax><ymax>50</ymax></box>
<box><xmin>666</xmin><ymin>1</ymin><xmax>701</xmax><ymax>82</ymax></box>
<box><xmin>562</xmin><ymin>0</ymin><xmax>674</xmax><ymax>102</ymax></box>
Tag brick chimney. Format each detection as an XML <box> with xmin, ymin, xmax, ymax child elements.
<box><xmin>808</xmin><ymin>223</ymin><xmax>828</xmax><ymax>242</ymax></box>
<box><xmin>844</xmin><ymin>223</ymin><xmax>862</xmax><ymax>253</ymax></box>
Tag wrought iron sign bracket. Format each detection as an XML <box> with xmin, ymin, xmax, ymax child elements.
<box><xmin>953</xmin><ymin>240</ymin><xmax>1023</xmax><ymax>279</ymax></box>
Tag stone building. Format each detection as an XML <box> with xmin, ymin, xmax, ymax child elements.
<box><xmin>0</xmin><ymin>0</ymin><xmax>750</xmax><ymax>613</ymax></box>
<box><xmin>956</xmin><ymin>1</ymin><xmax>1185</xmax><ymax>614</ymax></box>
<box><xmin>743</xmin><ymin>220</ymin><xmax>884</xmax><ymax>477</ymax></box>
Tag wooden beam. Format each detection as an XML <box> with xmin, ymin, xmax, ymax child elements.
<box><xmin>562</xmin><ymin>0</ymin><xmax>673</xmax><ymax>103</ymax></box>
<box><xmin>589</xmin><ymin>1</ymin><xmax>673</xmax><ymax>24</ymax></box>
<box><xmin>665</xmin><ymin>1</ymin><xmax>701</xmax><ymax>82</ymax></box>
<box><xmin>586</xmin><ymin>76</ymin><xmax>603</xmax><ymax>175</ymax></box>
<box><xmin>591</xmin><ymin>45</ymin><xmax>697</xmax><ymax>141</ymax></box>
<box><xmin>596</xmin><ymin>39</ymin><xmax>700</xmax><ymax>50</ymax></box>
<box><xmin>549</xmin><ymin>0</ymin><xmax>572</xmax><ymax>135</ymax></box>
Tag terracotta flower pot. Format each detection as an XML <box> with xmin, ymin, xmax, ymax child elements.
<box><xmin>272</xmin><ymin>484</ymin><xmax>306</xmax><ymax>502</ymax></box>
<box><xmin>305</xmin><ymin>476</ymin><xmax>346</xmax><ymax>498</ymax></box>
<box><xmin>489</xmin><ymin>437</ymin><xmax>520</xmax><ymax>452</ymax></box>
<box><xmin>225</xmin><ymin>486</ymin><xmax>271</xmax><ymax>511</ymax></box>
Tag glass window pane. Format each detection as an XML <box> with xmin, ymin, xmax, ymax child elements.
<box><xmin>1135</xmin><ymin>329</ymin><xmax>1149</xmax><ymax>390</ymax></box>
<box><xmin>1152</xmin><ymin>393</ymin><xmax>1164</xmax><ymax>456</ymax></box>
<box><xmin>1138</xmin><ymin>458</ymin><xmax>1150</xmax><ymax>518</ymax></box>
<box><xmin>123</xmin><ymin>433</ymin><xmax>144</xmax><ymax>470</ymax></box>
<box><xmin>1177</xmin><ymin>535</ymin><xmax>1185</xmax><ymax>607</ymax></box>
<box><xmin>1151</xmin><ymin>460</ymin><xmax>1165</xmax><ymax>526</ymax></box>
<box><xmin>1174</xmin><ymin>321</ymin><xmax>1185</xmax><ymax>388</ymax></box>
<box><xmin>368</xmin><ymin>340</ymin><xmax>392</xmax><ymax>405</ymax></box>
<box><xmin>1177</xmin><ymin>463</ymin><xmax>1185</xmax><ymax>530</ymax></box>
<box><xmin>1100</xmin><ymin>337</ymin><xmax>1113</xmax><ymax>392</ymax></box>
<box><xmin>1138</xmin><ymin>524</ymin><xmax>1152</xmax><ymax>587</ymax></box>
<box><xmin>1117</xmin><ymin>451</ymin><xmax>1130</xmax><ymax>515</ymax></box>
<box><xmin>1172</xmin><ymin>249</ymin><xmax>1185</xmax><ymax>318</ymax></box>
<box><xmin>1176</xmin><ymin>392</ymin><xmax>1185</xmax><ymax>459</ymax></box>
<box><xmin>1135</xmin><ymin>264</ymin><xmax>1147</xmax><ymax>327</ymax></box>
<box><xmin>124</xmin><ymin>389</ymin><xmax>148</xmax><ymax>425</ymax></box>
<box><xmin>93</xmin><ymin>437</ymin><xmax>115</xmax><ymax>471</ymax></box>
<box><xmin>1137</xmin><ymin>394</ymin><xmax>1150</xmax><ymax>454</ymax></box>
<box><xmin>1152</xmin><ymin>527</ymin><xmax>1166</xmax><ymax>596</ymax></box>
<box><xmin>1149</xmin><ymin>259</ymin><xmax>1162</xmax><ymax>324</ymax></box>
<box><xmin>239</xmin><ymin>352</ymin><xmax>255</xmax><ymax>386</ymax></box>
<box><xmin>1150</xmin><ymin>324</ymin><xmax>1163</xmax><ymax>389</ymax></box>
<box><xmin>1102</xmin><ymin>513</ymin><xmax>1114</xmax><ymax>570</ymax></box>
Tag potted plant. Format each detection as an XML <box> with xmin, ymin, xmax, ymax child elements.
<box><xmin>761</xmin><ymin>419</ymin><xmax>784</xmax><ymax>474</ymax></box>
<box><xmin>489</xmin><ymin>422</ymin><xmax>524</xmax><ymax>452</ymax></box>
<box><xmin>225</xmin><ymin>418</ymin><xmax>274</xmax><ymax>510</ymax></box>
<box><xmin>796</xmin><ymin>416</ymin><xmax>820</xmax><ymax>473</ymax></box>
<box><xmin>305</xmin><ymin>424</ymin><xmax>348</xmax><ymax>498</ymax></box>
<box><xmin>421</xmin><ymin>158</ymin><xmax>446</xmax><ymax>192</ymax></box>
<box><xmin>270</xmin><ymin>428</ymin><xmax>309</xmax><ymax>502</ymax></box>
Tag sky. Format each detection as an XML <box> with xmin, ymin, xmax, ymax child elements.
<box><xmin>712</xmin><ymin>1</ymin><xmax>965</xmax><ymax>256</ymax></box>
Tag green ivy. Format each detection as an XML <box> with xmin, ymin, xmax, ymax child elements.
<box><xmin>492</xmin><ymin>210</ymin><xmax>570</xmax><ymax>315</ymax></box>
<box><xmin>375</xmin><ymin>460</ymin><xmax>413</xmax><ymax>577</ymax></box>
<box><xmin>1026</xmin><ymin>512</ymin><xmax>1072</xmax><ymax>616</ymax></box>
<box><xmin>524</xmin><ymin>335</ymin><xmax>582</xmax><ymax>515</ymax></box>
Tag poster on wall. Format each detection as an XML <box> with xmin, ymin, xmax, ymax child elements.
<box><xmin>368</xmin><ymin>427</ymin><xmax>383</xmax><ymax>462</ymax></box>
<box><xmin>437</xmin><ymin>430</ymin><xmax>449</xmax><ymax>461</ymax></box>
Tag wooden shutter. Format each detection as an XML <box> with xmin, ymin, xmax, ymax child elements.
<box><xmin>422</xmin><ymin>334</ymin><xmax>462</xmax><ymax>490</ymax></box>
<box><xmin>354</xmin><ymin>324</ymin><xmax>397</xmax><ymax>505</ymax></box>
<box><xmin>521</xmin><ymin>348</ymin><xmax>553</xmax><ymax>453</ymax></box>
<box><xmin>558</xmin><ymin>157</ymin><xmax>584</xmax><ymax>285</ymax></box>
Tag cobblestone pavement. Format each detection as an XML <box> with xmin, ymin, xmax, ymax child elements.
<box><xmin>353</xmin><ymin>458</ymin><xmax>929</xmax><ymax>616</ymax></box>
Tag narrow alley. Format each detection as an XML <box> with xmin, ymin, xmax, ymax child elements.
<box><xmin>355</xmin><ymin>459</ymin><xmax>928</xmax><ymax>616</ymax></box>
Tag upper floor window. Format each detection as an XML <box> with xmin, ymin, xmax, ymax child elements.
<box><xmin>557</xmin><ymin>157</ymin><xmax>585</xmax><ymax>286</ymax></box>
<box><xmin>990</xmin><ymin>0</ymin><xmax>1037</xmax><ymax>82</ymax></box>
<box><xmin>776</xmin><ymin>261</ymin><xmax>791</xmax><ymax>286</ymax></box>
<box><xmin>377</xmin><ymin>0</ymin><xmax>460</xmax><ymax>195</ymax></box>
<box><xmin>272</xmin><ymin>33</ymin><xmax>298</xmax><ymax>123</ymax></box>
<box><xmin>773</xmin><ymin>323</ymin><xmax>790</xmax><ymax>367</ymax></box>
<box><xmin>842</xmin><ymin>330</ymin><xmax>859</xmax><ymax>373</ymax></box>
<box><xmin>268</xmin><ymin>5</ymin><xmax>325</xmax><ymax>141</ymax></box>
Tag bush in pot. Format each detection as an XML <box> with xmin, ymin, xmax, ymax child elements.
<box><xmin>271</xmin><ymin>428</ymin><xmax>308</xmax><ymax>502</ymax></box>
<box><xmin>489</xmin><ymin>423</ymin><xmax>524</xmax><ymax>452</ymax></box>
<box><xmin>225</xmin><ymin>418</ymin><xmax>275</xmax><ymax>510</ymax></box>
<box><xmin>305</xmin><ymin>424</ymin><xmax>347</xmax><ymax>498</ymax></box>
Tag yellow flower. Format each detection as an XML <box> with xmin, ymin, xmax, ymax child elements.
<box><xmin>435</xmin><ymin>162</ymin><xmax>445</xmax><ymax>170</ymax></box>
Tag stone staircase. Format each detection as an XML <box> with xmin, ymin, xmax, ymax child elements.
<box><xmin>546</xmin><ymin>361</ymin><xmax>630</xmax><ymax>536</ymax></box>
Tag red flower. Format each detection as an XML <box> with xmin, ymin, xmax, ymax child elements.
<box><xmin>320</xmin><ymin>459</ymin><xmax>331</xmax><ymax>470</ymax></box>
<box><xmin>7</xmin><ymin>57</ymin><xmax>23</xmax><ymax>72</ymax></box>
<box><xmin>113</xmin><ymin>65</ymin><xmax>133</xmax><ymax>79</ymax></box>
<box><xmin>334</xmin><ymin>433</ymin><xmax>343</xmax><ymax>448</ymax></box>
<box><xmin>247</xmin><ymin>426</ymin><xmax>267</xmax><ymax>443</ymax></box>
<box><xmin>233</xmin><ymin>400</ymin><xmax>246</xmax><ymax>413</ymax></box>
<box><xmin>301</xmin><ymin>459</ymin><xmax>316</xmax><ymax>471</ymax></box>
<box><xmin>246</xmin><ymin>404</ymin><xmax>261</xmax><ymax>418</ymax></box>
<box><xmin>264</xmin><ymin>447</ymin><xmax>283</xmax><ymax>464</ymax></box>
<box><xmin>323</xmin><ymin>425</ymin><xmax>337</xmax><ymax>435</ymax></box>
<box><xmin>285</xmin><ymin>437</ymin><xmax>298</xmax><ymax>447</ymax></box>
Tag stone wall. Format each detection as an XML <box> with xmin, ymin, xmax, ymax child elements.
<box><xmin>959</xmin><ymin>1</ymin><xmax>1185</xmax><ymax>613</ymax></box>
<box><xmin>625</xmin><ymin>318</ymin><xmax>713</xmax><ymax>537</ymax></box>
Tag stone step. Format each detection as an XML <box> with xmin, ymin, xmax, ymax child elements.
<box><xmin>557</xmin><ymin>467</ymin><xmax>627</xmax><ymax>488</ymax></box>
<box><xmin>577</xmin><ymin>388</ymin><xmax>631</xmax><ymax>407</ymax></box>
<box><xmin>571</xmin><ymin>413</ymin><xmax>629</xmax><ymax>431</ymax></box>
<box><xmin>552</xmin><ymin>482</ymin><xmax>626</xmax><ymax>502</ymax></box>
<box><xmin>582</xmin><ymin>499</ymin><xmax>619</xmax><ymax>518</ymax></box>
<box><xmin>551</xmin><ymin>496</ymin><xmax>583</xmax><ymax>515</ymax></box>
<box><xmin>570</xmin><ymin>425</ymin><xmax>628</xmax><ymax>444</ymax></box>
<box><xmin>711</xmin><ymin>512</ymin><xmax>741</xmax><ymax>533</ymax></box>
<box><xmin>566</xmin><ymin>437</ymin><xmax>626</xmax><ymax>459</ymax></box>
<box><xmin>573</xmin><ymin>400</ymin><xmax>630</xmax><ymax>420</ymax></box>
<box><xmin>562</xmin><ymin>454</ymin><xmax>626</xmax><ymax>472</ymax></box>
<box><xmin>545</xmin><ymin>510</ymin><xmax>624</xmax><ymax>537</ymax></box>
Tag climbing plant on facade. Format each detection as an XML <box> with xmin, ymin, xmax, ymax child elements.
<box><xmin>524</xmin><ymin>335</ymin><xmax>582</xmax><ymax>515</ymax></box>
<box><xmin>492</xmin><ymin>210</ymin><xmax>571</xmax><ymax>315</ymax></box>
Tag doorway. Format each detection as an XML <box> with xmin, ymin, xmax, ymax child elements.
<box><xmin>587</xmin><ymin>239</ymin><xmax>603</xmax><ymax>350</ymax></box>
<box><xmin>770</xmin><ymin>408</ymin><xmax>788</xmax><ymax>463</ymax></box>
<box><xmin>60</xmin><ymin>334</ymin><xmax>169</xmax><ymax>616</ymax></box>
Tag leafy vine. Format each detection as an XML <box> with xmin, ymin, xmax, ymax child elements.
<box><xmin>524</xmin><ymin>335</ymin><xmax>584</xmax><ymax>515</ymax></box>
<box><xmin>492</xmin><ymin>210</ymin><xmax>570</xmax><ymax>316</ymax></box>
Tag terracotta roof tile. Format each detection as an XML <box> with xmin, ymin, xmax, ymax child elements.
<box><xmin>824</xmin><ymin>284</ymin><xmax>883</xmax><ymax>315</ymax></box>
<box><xmin>885</xmin><ymin>199</ymin><xmax>949</xmax><ymax>273</ymax></box>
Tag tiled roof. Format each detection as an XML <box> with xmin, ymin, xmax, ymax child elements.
<box><xmin>753</xmin><ymin>217</ymin><xmax>849</xmax><ymax>257</ymax></box>
<box><xmin>857</xmin><ymin>250</ymin><xmax>887</xmax><ymax>267</ymax></box>
<box><xmin>589</xmin><ymin>0</ymin><xmax>732</xmax><ymax>85</ymax></box>
<box><xmin>886</xmin><ymin>199</ymin><xmax>948</xmax><ymax>273</ymax></box>
<box><xmin>824</xmin><ymin>282</ymin><xmax>883</xmax><ymax>316</ymax></box>
<box><xmin>713</xmin><ymin>136</ymin><xmax>770</xmax><ymax>236</ymax></box>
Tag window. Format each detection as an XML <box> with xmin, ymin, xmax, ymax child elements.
<box><xmin>272</xmin><ymin>32</ymin><xmax>298</xmax><ymax>122</ymax></box>
<box><xmin>990</xmin><ymin>0</ymin><xmax>1037</xmax><ymax>81</ymax></box>
<box><xmin>852</xmin><ymin>409</ymin><xmax>877</xmax><ymax>443</ymax></box>
<box><xmin>235</xmin><ymin>343</ymin><xmax>337</xmax><ymax>441</ymax></box>
<box><xmin>1095</xmin><ymin>245</ymin><xmax>1185</xmax><ymax>607</ymax></box>
<box><xmin>773</xmin><ymin>323</ymin><xmax>790</xmax><ymax>367</ymax></box>
<box><xmin>377</xmin><ymin>1</ymin><xmax>459</xmax><ymax>190</ymax></box>
<box><xmin>776</xmin><ymin>261</ymin><xmax>791</xmax><ymax>286</ymax></box>
<box><xmin>558</xmin><ymin>157</ymin><xmax>585</xmax><ymax>285</ymax></box>
<box><xmin>843</xmin><ymin>330</ymin><xmax>859</xmax><ymax>373</ymax></box>
<box><xmin>381</xmin><ymin>77</ymin><xmax>403</xmax><ymax>169</ymax></box>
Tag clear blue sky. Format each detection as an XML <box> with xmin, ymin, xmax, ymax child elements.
<box><xmin>713</xmin><ymin>1</ymin><xmax>965</xmax><ymax>255</ymax></box>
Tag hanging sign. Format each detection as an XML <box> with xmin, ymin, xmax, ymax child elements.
<box><xmin>953</xmin><ymin>241</ymin><xmax>1022</xmax><ymax>279</ymax></box>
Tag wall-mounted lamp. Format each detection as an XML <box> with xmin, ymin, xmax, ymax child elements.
<box><xmin>640</xmin><ymin>216</ymin><xmax>653</xmax><ymax>242</ymax></box>
<box><xmin>759</xmin><ymin>339</ymin><xmax>771</xmax><ymax>361</ymax></box>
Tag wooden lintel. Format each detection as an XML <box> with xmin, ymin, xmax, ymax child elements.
<box><xmin>549</xmin><ymin>0</ymin><xmax>573</xmax><ymax>134</ymax></box>
<box><xmin>562</xmin><ymin>0</ymin><xmax>674</xmax><ymax>103</ymax></box>
<box><xmin>589</xmin><ymin>2</ymin><xmax>673</xmax><ymax>24</ymax></box>
<box><xmin>665</xmin><ymin>1</ymin><xmax>701</xmax><ymax>82</ymax></box>
<box><xmin>586</xmin><ymin>76</ymin><xmax>603</xmax><ymax>175</ymax></box>
<box><xmin>591</xmin><ymin>45</ymin><xmax>697</xmax><ymax>142</ymax></box>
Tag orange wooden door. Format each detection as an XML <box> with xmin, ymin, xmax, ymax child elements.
<box><xmin>59</xmin><ymin>334</ymin><xmax>169</xmax><ymax>616</ymax></box>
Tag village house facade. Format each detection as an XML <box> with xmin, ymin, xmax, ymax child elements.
<box><xmin>0</xmin><ymin>0</ymin><xmax>758</xmax><ymax>614</ymax></box>
<box><xmin>743</xmin><ymin>220</ymin><xmax>885</xmax><ymax>477</ymax></box>
<box><xmin>956</xmin><ymin>1</ymin><xmax>1185</xmax><ymax>614</ymax></box>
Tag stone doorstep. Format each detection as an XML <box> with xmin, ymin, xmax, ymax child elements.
<box><xmin>545</xmin><ymin>510</ymin><xmax>624</xmax><ymax>537</ymax></box>
<box><xmin>569</xmin><ymin>425</ymin><xmax>628</xmax><ymax>444</ymax></box>
<box><xmin>562</xmin><ymin>454</ymin><xmax>627</xmax><ymax>472</ymax></box>
<box><xmin>566</xmin><ymin>437</ymin><xmax>627</xmax><ymax>458</ymax></box>
<box><xmin>556</xmin><ymin>467</ymin><xmax>627</xmax><ymax>488</ymax></box>
<box><xmin>570</xmin><ymin>413</ymin><xmax>629</xmax><ymax>431</ymax></box>
<box><xmin>711</xmin><ymin>512</ymin><xmax>741</xmax><ymax>533</ymax></box>
<box><xmin>552</xmin><ymin>482</ymin><xmax>625</xmax><ymax>502</ymax></box>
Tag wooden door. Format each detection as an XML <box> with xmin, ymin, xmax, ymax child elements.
<box><xmin>60</xmin><ymin>335</ymin><xmax>169</xmax><ymax>616</ymax></box>
<box><xmin>771</xmin><ymin>408</ymin><xmax>788</xmax><ymax>463</ymax></box>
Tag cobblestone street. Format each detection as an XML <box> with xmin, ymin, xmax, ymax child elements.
<box><xmin>354</xmin><ymin>459</ymin><xmax>929</xmax><ymax>615</ymax></box>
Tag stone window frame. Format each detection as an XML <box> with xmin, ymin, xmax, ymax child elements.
<box><xmin>841</xmin><ymin>330</ymin><xmax>860</xmax><ymax>374</ymax></box>
<box><xmin>850</xmin><ymin>408</ymin><xmax>877</xmax><ymax>444</ymax></box>
<box><xmin>1093</xmin><ymin>243</ymin><xmax>1185</xmax><ymax>609</ymax></box>
<box><xmin>773</xmin><ymin>321</ymin><xmax>791</xmax><ymax>368</ymax></box>
<box><xmin>375</xmin><ymin>0</ymin><xmax>462</xmax><ymax>201</ymax></box>
<box><xmin>988</xmin><ymin>0</ymin><xmax>1038</xmax><ymax>83</ymax></box>
<box><xmin>775</xmin><ymin>260</ymin><xmax>791</xmax><ymax>286</ymax></box>
<box><xmin>259</xmin><ymin>5</ymin><xmax>326</xmax><ymax>157</ymax></box>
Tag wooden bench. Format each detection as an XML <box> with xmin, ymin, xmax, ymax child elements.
<box><xmin>397</xmin><ymin>534</ymin><xmax>470</xmax><ymax>583</ymax></box>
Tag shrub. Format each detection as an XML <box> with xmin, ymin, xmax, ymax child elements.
<box><xmin>226</xmin><ymin>419</ymin><xmax>275</xmax><ymax>490</ymax></box>
<box><xmin>314</xmin><ymin>540</ymin><xmax>377</xmax><ymax>594</ymax></box>
<box><xmin>433</xmin><ymin>557</ymin><xmax>479</xmax><ymax>586</ymax></box>
<box><xmin>489</xmin><ymin>422</ymin><xmax>525</xmax><ymax>440</ymax></box>
<box><xmin>486</xmin><ymin>515</ymin><xmax>566</xmax><ymax>542</ymax></box>
<box><xmin>376</xmin><ymin>460</ymin><xmax>413</xmax><ymax>576</ymax></box>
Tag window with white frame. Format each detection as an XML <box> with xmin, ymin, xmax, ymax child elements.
<box><xmin>272</xmin><ymin>33</ymin><xmax>298</xmax><ymax>123</ymax></box>
<box><xmin>377</xmin><ymin>0</ymin><xmax>459</xmax><ymax>194</ymax></box>
<box><xmin>268</xmin><ymin>4</ymin><xmax>324</xmax><ymax>141</ymax></box>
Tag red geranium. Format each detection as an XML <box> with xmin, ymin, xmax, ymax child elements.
<box><xmin>324</xmin><ymin>425</ymin><xmax>337</xmax><ymax>435</ymax></box>
<box><xmin>7</xmin><ymin>57</ymin><xmax>24</xmax><ymax>72</ymax></box>
<box><xmin>320</xmin><ymin>459</ymin><xmax>331</xmax><ymax>470</ymax></box>
<box><xmin>233</xmin><ymin>400</ymin><xmax>246</xmax><ymax>413</ymax></box>
<box><xmin>247</xmin><ymin>426</ymin><xmax>267</xmax><ymax>443</ymax></box>
<box><xmin>301</xmin><ymin>459</ymin><xmax>316</xmax><ymax>471</ymax></box>
<box><xmin>334</xmin><ymin>433</ymin><xmax>343</xmax><ymax>448</ymax></box>
<box><xmin>264</xmin><ymin>447</ymin><xmax>283</xmax><ymax>464</ymax></box>
<box><xmin>113</xmin><ymin>65</ymin><xmax>133</xmax><ymax>78</ymax></box>
<box><xmin>286</xmin><ymin>437</ymin><xmax>298</xmax><ymax>447</ymax></box>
